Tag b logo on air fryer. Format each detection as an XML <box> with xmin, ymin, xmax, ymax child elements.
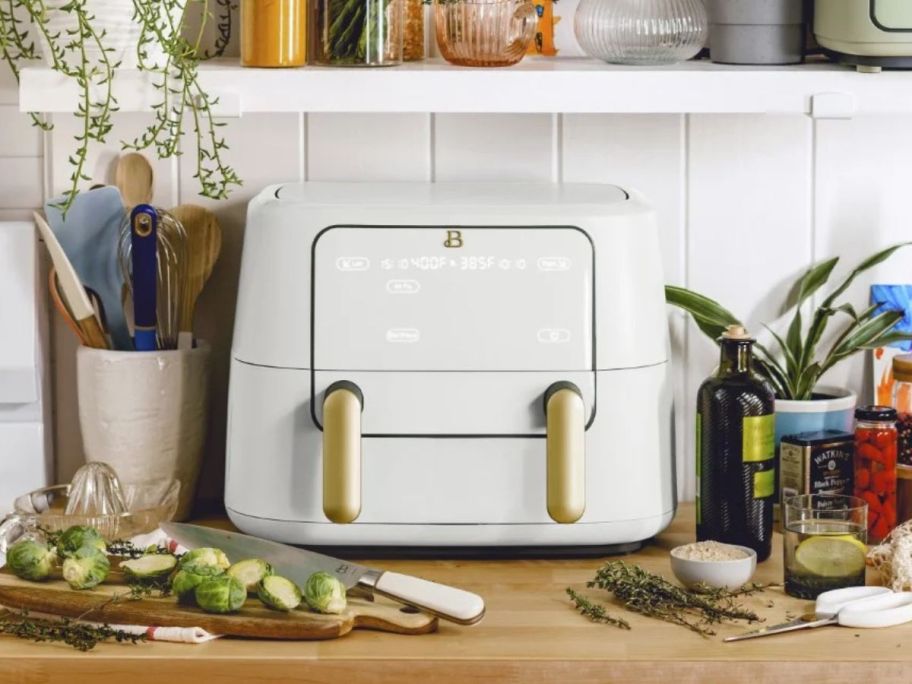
<box><xmin>444</xmin><ymin>230</ymin><xmax>463</xmax><ymax>248</ymax></box>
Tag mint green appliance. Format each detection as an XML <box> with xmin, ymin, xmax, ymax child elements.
<box><xmin>815</xmin><ymin>0</ymin><xmax>912</xmax><ymax>71</ymax></box>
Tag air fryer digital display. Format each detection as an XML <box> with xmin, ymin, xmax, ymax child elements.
<box><xmin>872</xmin><ymin>0</ymin><xmax>912</xmax><ymax>30</ymax></box>
<box><xmin>312</xmin><ymin>226</ymin><xmax>595</xmax><ymax>372</ymax></box>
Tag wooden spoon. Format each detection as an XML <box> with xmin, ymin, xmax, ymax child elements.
<box><xmin>114</xmin><ymin>152</ymin><xmax>154</xmax><ymax>209</ymax></box>
<box><xmin>169</xmin><ymin>204</ymin><xmax>222</xmax><ymax>349</ymax></box>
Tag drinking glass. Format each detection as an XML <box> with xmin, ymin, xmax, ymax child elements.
<box><xmin>783</xmin><ymin>494</ymin><xmax>868</xmax><ymax>599</ymax></box>
<box><xmin>435</xmin><ymin>0</ymin><xmax>537</xmax><ymax>67</ymax></box>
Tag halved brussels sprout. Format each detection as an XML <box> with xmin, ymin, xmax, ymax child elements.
<box><xmin>57</xmin><ymin>526</ymin><xmax>106</xmax><ymax>558</ymax></box>
<box><xmin>303</xmin><ymin>571</ymin><xmax>347</xmax><ymax>614</ymax></box>
<box><xmin>179</xmin><ymin>547</ymin><xmax>230</xmax><ymax>575</ymax></box>
<box><xmin>257</xmin><ymin>575</ymin><xmax>302</xmax><ymax>612</ymax></box>
<box><xmin>7</xmin><ymin>539</ymin><xmax>57</xmax><ymax>581</ymax></box>
<box><xmin>62</xmin><ymin>547</ymin><xmax>110</xmax><ymax>590</ymax></box>
<box><xmin>227</xmin><ymin>558</ymin><xmax>273</xmax><ymax>593</ymax></box>
<box><xmin>194</xmin><ymin>575</ymin><xmax>246</xmax><ymax>614</ymax></box>
<box><xmin>120</xmin><ymin>553</ymin><xmax>178</xmax><ymax>579</ymax></box>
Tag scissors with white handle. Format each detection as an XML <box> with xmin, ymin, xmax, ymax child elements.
<box><xmin>725</xmin><ymin>586</ymin><xmax>912</xmax><ymax>642</ymax></box>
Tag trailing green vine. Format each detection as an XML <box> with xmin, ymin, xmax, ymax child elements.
<box><xmin>127</xmin><ymin>0</ymin><xmax>241</xmax><ymax>201</ymax></box>
<box><xmin>0</xmin><ymin>0</ymin><xmax>240</xmax><ymax>213</ymax></box>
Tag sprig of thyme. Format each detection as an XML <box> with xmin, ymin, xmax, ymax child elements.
<box><xmin>568</xmin><ymin>561</ymin><xmax>763</xmax><ymax>638</ymax></box>
<box><xmin>0</xmin><ymin>609</ymin><xmax>145</xmax><ymax>652</ymax></box>
<box><xmin>566</xmin><ymin>588</ymin><xmax>630</xmax><ymax>630</ymax></box>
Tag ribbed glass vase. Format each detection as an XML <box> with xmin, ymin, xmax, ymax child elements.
<box><xmin>574</xmin><ymin>0</ymin><xmax>708</xmax><ymax>65</ymax></box>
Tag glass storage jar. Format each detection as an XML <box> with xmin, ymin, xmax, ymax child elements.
<box><xmin>854</xmin><ymin>405</ymin><xmax>898</xmax><ymax>543</ymax></box>
<box><xmin>241</xmin><ymin>0</ymin><xmax>307</xmax><ymax>67</ymax></box>
<box><xmin>314</xmin><ymin>0</ymin><xmax>403</xmax><ymax>65</ymax></box>
<box><xmin>893</xmin><ymin>353</ymin><xmax>912</xmax><ymax>466</ymax></box>
<box><xmin>403</xmin><ymin>0</ymin><xmax>425</xmax><ymax>60</ymax></box>
<box><xmin>574</xmin><ymin>0</ymin><xmax>708</xmax><ymax>65</ymax></box>
<box><xmin>435</xmin><ymin>0</ymin><xmax>537</xmax><ymax>67</ymax></box>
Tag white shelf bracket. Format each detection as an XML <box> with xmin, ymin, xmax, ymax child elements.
<box><xmin>810</xmin><ymin>92</ymin><xmax>857</xmax><ymax>120</ymax></box>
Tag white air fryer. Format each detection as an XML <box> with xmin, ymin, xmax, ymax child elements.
<box><xmin>226</xmin><ymin>183</ymin><xmax>675</xmax><ymax>552</ymax></box>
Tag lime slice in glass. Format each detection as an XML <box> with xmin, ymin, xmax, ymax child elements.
<box><xmin>795</xmin><ymin>536</ymin><xmax>867</xmax><ymax>578</ymax></box>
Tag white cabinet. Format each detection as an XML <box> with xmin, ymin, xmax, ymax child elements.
<box><xmin>0</xmin><ymin>222</ymin><xmax>52</xmax><ymax>511</ymax></box>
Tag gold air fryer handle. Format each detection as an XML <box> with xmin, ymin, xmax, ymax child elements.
<box><xmin>544</xmin><ymin>382</ymin><xmax>585</xmax><ymax>524</ymax></box>
<box><xmin>323</xmin><ymin>381</ymin><xmax>364</xmax><ymax>523</ymax></box>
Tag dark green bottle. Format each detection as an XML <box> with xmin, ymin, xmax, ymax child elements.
<box><xmin>696</xmin><ymin>325</ymin><xmax>776</xmax><ymax>561</ymax></box>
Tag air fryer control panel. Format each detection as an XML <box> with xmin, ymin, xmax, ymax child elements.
<box><xmin>873</xmin><ymin>0</ymin><xmax>912</xmax><ymax>30</ymax></box>
<box><xmin>312</xmin><ymin>226</ymin><xmax>595</xmax><ymax>372</ymax></box>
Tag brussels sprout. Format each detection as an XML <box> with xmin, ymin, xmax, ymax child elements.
<box><xmin>170</xmin><ymin>569</ymin><xmax>209</xmax><ymax>602</ymax></box>
<box><xmin>194</xmin><ymin>575</ymin><xmax>247</xmax><ymax>614</ymax></box>
<box><xmin>120</xmin><ymin>553</ymin><xmax>177</xmax><ymax>579</ymax></box>
<box><xmin>257</xmin><ymin>575</ymin><xmax>302</xmax><ymax>612</ymax></box>
<box><xmin>62</xmin><ymin>547</ymin><xmax>110</xmax><ymax>590</ymax></box>
<box><xmin>57</xmin><ymin>526</ymin><xmax>106</xmax><ymax>558</ymax></box>
<box><xmin>303</xmin><ymin>571</ymin><xmax>347</xmax><ymax>614</ymax></box>
<box><xmin>227</xmin><ymin>558</ymin><xmax>273</xmax><ymax>593</ymax></box>
<box><xmin>179</xmin><ymin>547</ymin><xmax>230</xmax><ymax>575</ymax></box>
<box><xmin>7</xmin><ymin>539</ymin><xmax>57</xmax><ymax>581</ymax></box>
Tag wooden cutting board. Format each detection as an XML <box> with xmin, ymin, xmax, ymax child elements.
<box><xmin>0</xmin><ymin>567</ymin><xmax>437</xmax><ymax>640</ymax></box>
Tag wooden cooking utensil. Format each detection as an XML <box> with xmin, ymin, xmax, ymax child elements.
<box><xmin>114</xmin><ymin>152</ymin><xmax>154</xmax><ymax>209</ymax></box>
<box><xmin>0</xmin><ymin>570</ymin><xmax>437</xmax><ymax>640</ymax></box>
<box><xmin>169</xmin><ymin>204</ymin><xmax>222</xmax><ymax>349</ymax></box>
<box><xmin>34</xmin><ymin>212</ymin><xmax>109</xmax><ymax>349</ymax></box>
<box><xmin>48</xmin><ymin>268</ymin><xmax>89</xmax><ymax>346</ymax></box>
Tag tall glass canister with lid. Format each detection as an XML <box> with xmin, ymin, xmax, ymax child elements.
<box><xmin>241</xmin><ymin>0</ymin><xmax>307</xmax><ymax>67</ymax></box>
<box><xmin>314</xmin><ymin>0</ymin><xmax>404</xmax><ymax>65</ymax></box>
<box><xmin>892</xmin><ymin>354</ymin><xmax>912</xmax><ymax>524</ymax></box>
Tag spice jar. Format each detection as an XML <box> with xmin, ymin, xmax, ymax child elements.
<box><xmin>854</xmin><ymin>405</ymin><xmax>898</xmax><ymax>543</ymax></box>
<box><xmin>403</xmin><ymin>0</ymin><xmax>424</xmax><ymax>60</ymax></box>
<box><xmin>892</xmin><ymin>354</ymin><xmax>912</xmax><ymax>466</ymax></box>
<box><xmin>241</xmin><ymin>0</ymin><xmax>307</xmax><ymax>67</ymax></box>
<box><xmin>314</xmin><ymin>0</ymin><xmax>403</xmax><ymax>66</ymax></box>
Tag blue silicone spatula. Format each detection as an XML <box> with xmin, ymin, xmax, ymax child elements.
<box><xmin>130</xmin><ymin>204</ymin><xmax>158</xmax><ymax>351</ymax></box>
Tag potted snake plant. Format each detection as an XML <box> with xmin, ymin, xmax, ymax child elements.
<box><xmin>667</xmin><ymin>243</ymin><xmax>912</xmax><ymax>444</ymax></box>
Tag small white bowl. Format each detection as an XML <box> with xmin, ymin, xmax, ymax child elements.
<box><xmin>670</xmin><ymin>544</ymin><xmax>758</xmax><ymax>591</ymax></box>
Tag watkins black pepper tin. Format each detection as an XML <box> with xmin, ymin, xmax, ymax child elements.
<box><xmin>779</xmin><ymin>430</ymin><xmax>854</xmax><ymax>502</ymax></box>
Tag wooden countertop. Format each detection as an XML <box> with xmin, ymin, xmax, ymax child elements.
<box><xmin>1</xmin><ymin>503</ymin><xmax>909</xmax><ymax>683</ymax></box>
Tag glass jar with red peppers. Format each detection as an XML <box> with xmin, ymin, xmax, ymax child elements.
<box><xmin>854</xmin><ymin>405</ymin><xmax>898</xmax><ymax>543</ymax></box>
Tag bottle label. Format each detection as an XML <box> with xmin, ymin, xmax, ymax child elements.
<box><xmin>742</xmin><ymin>414</ymin><xmax>775</xmax><ymax>463</ymax></box>
<box><xmin>695</xmin><ymin>415</ymin><xmax>702</xmax><ymax>525</ymax></box>
<box><xmin>753</xmin><ymin>469</ymin><xmax>776</xmax><ymax>498</ymax></box>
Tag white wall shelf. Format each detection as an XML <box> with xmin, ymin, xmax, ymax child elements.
<box><xmin>18</xmin><ymin>57</ymin><xmax>912</xmax><ymax>117</ymax></box>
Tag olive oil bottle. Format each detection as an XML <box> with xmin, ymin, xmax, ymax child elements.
<box><xmin>696</xmin><ymin>325</ymin><xmax>776</xmax><ymax>561</ymax></box>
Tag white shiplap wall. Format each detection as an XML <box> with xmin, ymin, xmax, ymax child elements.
<box><xmin>4</xmin><ymin>60</ymin><xmax>912</xmax><ymax>509</ymax></box>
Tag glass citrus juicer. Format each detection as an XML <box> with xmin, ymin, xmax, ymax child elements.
<box><xmin>0</xmin><ymin>462</ymin><xmax>179</xmax><ymax>551</ymax></box>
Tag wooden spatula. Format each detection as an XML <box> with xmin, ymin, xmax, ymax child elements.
<box><xmin>114</xmin><ymin>152</ymin><xmax>154</xmax><ymax>210</ymax></box>
<box><xmin>169</xmin><ymin>204</ymin><xmax>221</xmax><ymax>349</ymax></box>
<box><xmin>34</xmin><ymin>212</ymin><xmax>108</xmax><ymax>349</ymax></box>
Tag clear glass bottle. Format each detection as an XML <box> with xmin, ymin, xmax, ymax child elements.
<box><xmin>314</xmin><ymin>0</ymin><xmax>403</xmax><ymax>66</ymax></box>
<box><xmin>574</xmin><ymin>0</ymin><xmax>708</xmax><ymax>66</ymax></box>
<box><xmin>435</xmin><ymin>0</ymin><xmax>537</xmax><ymax>67</ymax></box>
<box><xmin>893</xmin><ymin>354</ymin><xmax>912</xmax><ymax>466</ymax></box>
<box><xmin>854</xmin><ymin>405</ymin><xmax>898</xmax><ymax>543</ymax></box>
<box><xmin>241</xmin><ymin>0</ymin><xmax>307</xmax><ymax>67</ymax></box>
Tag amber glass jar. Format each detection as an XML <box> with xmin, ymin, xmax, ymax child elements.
<box><xmin>403</xmin><ymin>0</ymin><xmax>424</xmax><ymax>60</ymax></box>
<box><xmin>241</xmin><ymin>0</ymin><xmax>307</xmax><ymax>67</ymax></box>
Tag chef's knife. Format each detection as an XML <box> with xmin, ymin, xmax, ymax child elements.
<box><xmin>161</xmin><ymin>523</ymin><xmax>486</xmax><ymax>625</ymax></box>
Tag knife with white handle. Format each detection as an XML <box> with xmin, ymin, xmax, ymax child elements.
<box><xmin>161</xmin><ymin>523</ymin><xmax>485</xmax><ymax>625</ymax></box>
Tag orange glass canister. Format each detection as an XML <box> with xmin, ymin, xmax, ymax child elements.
<box><xmin>242</xmin><ymin>0</ymin><xmax>307</xmax><ymax>67</ymax></box>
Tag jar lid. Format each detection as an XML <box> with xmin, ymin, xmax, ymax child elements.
<box><xmin>855</xmin><ymin>405</ymin><xmax>898</xmax><ymax>422</ymax></box>
<box><xmin>894</xmin><ymin>354</ymin><xmax>912</xmax><ymax>383</ymax></box>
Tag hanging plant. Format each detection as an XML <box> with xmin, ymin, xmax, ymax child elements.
<box><xmin>0</xmin><ymin>0</ymin><xmax>241</xmax><ymax>213</ymax></box>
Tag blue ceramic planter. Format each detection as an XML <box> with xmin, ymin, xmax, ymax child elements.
<box><xmin>774</xmin><ymin>386</ymin><xmax>857</xmax><ymax>446</ymax></box>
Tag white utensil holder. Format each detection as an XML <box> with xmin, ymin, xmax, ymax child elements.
<box><xmin>76</xmin><ymin>342</ymin><xmax>210</xmax><ymax>521</ymax></box>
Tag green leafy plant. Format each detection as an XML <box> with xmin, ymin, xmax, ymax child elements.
<box><xmin>666</xmin><ymin>243</ymin><xmax>912</xmax><ymax>400</ymax></box>
<box><xmin>0</xmin><ymin>0</ymin><xmax>240</xmax><ymax>213</ymax></box>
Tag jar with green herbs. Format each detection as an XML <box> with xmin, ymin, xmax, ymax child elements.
<box><xmin>314</xmin><ymin>0</ymin><xmax>404</xmax><ymax>65</ymax></box>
